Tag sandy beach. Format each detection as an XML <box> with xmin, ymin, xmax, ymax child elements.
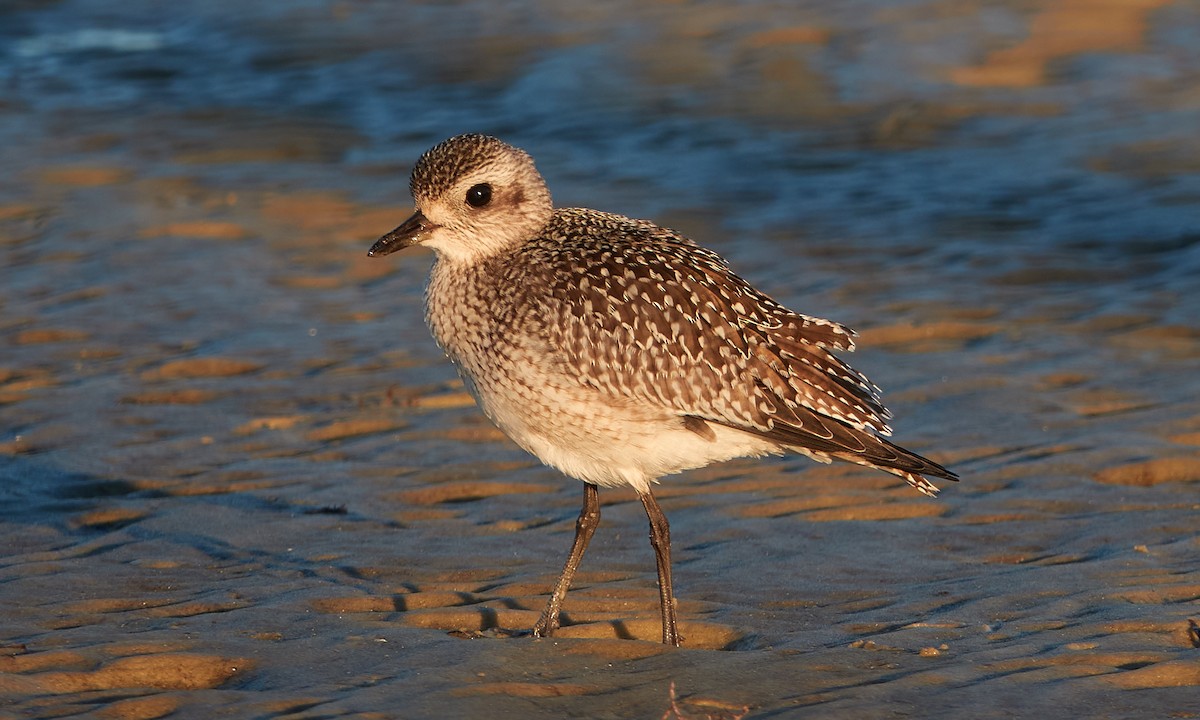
<box><xmin>2</xmin><ymin>0</ymin><xmax>1198</xmax><ymax>717</ymax></box>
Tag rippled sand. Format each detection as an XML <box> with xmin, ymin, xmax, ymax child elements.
<box><xmin>2</xmin><ymin>0</ymin><xmax>1199</xmax><ymax>717</ymax></box>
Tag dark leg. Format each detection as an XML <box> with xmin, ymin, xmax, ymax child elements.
<box><xmin>640</xmin><ymin>490</ymin><xmax>681</xmax><ymax>646</ymax></box>
<box><xmin>532</xmin><ymin>482</ymin><xmax>600</xmax><ymax>638</ymax></box>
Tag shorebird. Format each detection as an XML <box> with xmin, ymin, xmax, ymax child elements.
<box><xmin>368</xmin><ymin>134</ymin><xmax>957</xmax><ymax>646</ymax></box>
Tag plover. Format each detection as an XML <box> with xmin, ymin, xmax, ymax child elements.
<box><xmin>369</xmin><ymin>134</ymin><xmax>957</xmax><ymax>646</ymax></box>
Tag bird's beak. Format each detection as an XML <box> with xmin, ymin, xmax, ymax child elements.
<box><xmin>368</xmin><ymin>210</ymin><xmax>429</xmax><ymax>257</ymax></box>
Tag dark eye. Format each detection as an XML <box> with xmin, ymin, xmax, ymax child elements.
<box><xmin>465</xmin><ymin>183</ymin><xmax>492</xmax><ymax>208</ymax></box>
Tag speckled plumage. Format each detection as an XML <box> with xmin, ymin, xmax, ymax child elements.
<box><xmin>369</xmin><ymin>134</ymin><xmax>957</xmax><ymax>645</ymax></box>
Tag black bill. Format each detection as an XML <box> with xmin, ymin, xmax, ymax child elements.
<box><xmin>368</xmin><ymin>210</ymin><xmax>429</xmax><ymax>257</ymax></box>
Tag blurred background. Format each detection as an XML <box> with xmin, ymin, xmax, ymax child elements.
<box><xmin>1</xmin><ymin>0</ymin><xmax>1198</xmax><ymax>717</ymax></box>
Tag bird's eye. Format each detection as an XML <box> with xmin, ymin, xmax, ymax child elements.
<box><xmin>465</xmin><ymin>183</ymin><xmax>492</xmax><ymax>208</ymax></box>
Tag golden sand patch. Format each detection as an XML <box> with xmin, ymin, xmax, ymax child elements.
<box><xmin>234</xmin><ymin>415</ymin><xmax>309</xmax><ymax>434</ymax></box>
<box><xmin>260</xmin><ymin>192</ymin><xmax>355</xmax><ymax>232</ymax></box>
<box><xmin>836</xmin><ymin>596</ymin><xmax>895</xmax><ymax>613</ymax></box>
<box><xmin>416</xmin><ymin>425</ymin><xmax>508</xmax><ymax>443</ymax></box>
<box><xmin>553</xmin><ymin>619</ymin><xmax>741</xmax><ymax>649</ymax></box>
<box><xmin>1102</xmin><ymin>659</ymin><xmax>1200</xmax><ymax>689</ymax></box>
<box><xmin>166</xmin><ymin>478</ymin><xmax>284</xmax><ymax>497</ymax></box>
<box><xmin>396</xmin><ymin>606</ymin><xmax>540</xmax><ymax>633</ymax></box>
<box><xmin>141</xmin><ymin>358</ymin><xmax>263</xmax><ymax>380</ymax></box>
<box><xmin>1111</xmin><ymin>585</ymin><xmax>1200</xmax><ymax>604</ymax></box>
<box><xmin>14</xmin><ymin>328</ymin><xmax>89</xmax><ymax>344</ymax></box>
<box><xmin>39</xmin><ymin>166</ymin><xmax>132</xmax><ymax>186</ymax></box>
<box><xmin>306</xmin><ymin>417</ymin><xmax>404</xmax><ymax>442</ymax></box>
<box><xmin>80</xmin><ymin>345</ymin><xmax>123</xmax><ymax>360</ymax></box>
<box><xmin>1094</xmin><ymin>457</ymin><xmax>1200</xmax><ymax>486</ymax></box>
<box><xmin>856</xmin><ymin>321</ymin><xmax>998</xmax><ymax>350</ymax></box>
<box><xmin>250</xmin><ymin>632</ymin><xmax>284</xmax><ymax>642</ymax></box>
<box><xmin>0</xmin><ymin>437</ymin><xmax>34</xmax><ymax>454</ymax></box>
<box><xmin>394</xmin><ymin>507</ymin><xmax>462</xmax><ymax>522</ymax></box>
<box><xmin>0</xmin><ymin>650</ymin><xmax>90</xmax><ymax>673</ymax></box>
<box><xmin>391</xmin><ymin>590</ymin><xmax>480</xmax><ymax>611</ymax></box>
<box><xmin>69</xmin><ymin>507</ymin><xmax>148</xmax><ymax>530</ymax></box>
<box><xmin>137</xmin><ymin>560</ymin><xmax>183</xmax><ymax>570</ymax></box>
<box><xmin>257</xmin><ymin>698</ymin><xmax>332</xmax><ymax>715</ymax></box>
<box><xmin>478</xmin><ymin>518</ymin><xmax>539</xmax><ymax>533</ymax></box>
<box><xmin>96</xmin><ymin>695</ymin><xmax>180</xmax><ymax>720</ymax></box>
<box><xmin>138</xmin><ymin>221</ymin><xmax>249</xmax><ymax>240</ymax></box>
<box><xmin>402</xmin><ymin>569</ymin><xmax>515</xmax><ymax>587</ymax></box>
<box><xmin>0</xmin><ymin>203</ymin><xmax>44</xmax><ymax>221</ymax></box>
<box><xmin>405</xmin><ymin>391</ymin><xmax>478</xmax><ymax>409</ymax></box>
<box><xmin>311</xmin><ymin>591</ymin><xmax>477</xmax><ymax>614</ymax></box>
<box><xmin>1103</xmin><ymin>619</ymin><xmax>1200</xmax><ymax>648</ymax></box>
<box><xmin>744</xmin><ymin>26</ymin><xmax>829</xmax><ymax>48</ymax></box>
<box><xmin>394</xmin><ymin>480</ymin><xmax>553</xmax><ymax>505</ymax></box>
<box><xmin>121</xmin><ymin>389</ymin><xmax>218</xmax><ymax>404</ymax></box>
<box><xmin>1103</xmin><ymin>619</ymin><xmax>1183</xmax><ymax>633</ymax></box>
<box><xmin>1037</xmin><ymin>372</ymin><xmax>1091</xmax><ymax>389</ymax></box>
<box><xmin>62</xmin><ymin>598</ymin><xmax>176</xmax><ymax>614</ymax></box>
<box><xmin>569</xmin><ymin>575</ymin><xmax>677</xmax><ymax>596</ymax></box>
<box><xmin>0</xmin><ymin>371</ymin><xmax>58</xmax><ymax>393</ymax></box>
<box><xmin>988</xmin><ymin>651</ymin><xmax>1166</xmax><ymax>674</ymax></box>
<box><xmin>260</xmin><ymin>191</ymin><xmax>400</xmax><ymax>239</ymax></box>
<box><xmin>1109</xmin><ymin>325</ymin><xmax>1200</xmax><ymax>358</ymax></box>
<box><xmin>843</xmin><ymin>622</ymin><xmax>900</xmax><ymax>635</ymax></box>
<box><xmin>951</xmin><ymin>0</ymin><xmax>1172</xmax><ymax>87</ymax></box>
<box><xmin>17</xmin><ymin>653</ymin><xmax>247</xmax><ymax>692</ymax></box>
<box><xmin>535</xmin><ymin>595</ymin><xmax>655</xmax><ymax>616</ymax></box>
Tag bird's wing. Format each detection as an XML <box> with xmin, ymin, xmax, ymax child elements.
<box><xmin>525</xmin><ymin>210</ymin><xmax>958</xmax><ymax>493</ymax></box>
<box><xmin>535</xmin><ymin>212</ymin><xmax>891</xmax><ymax>437</ymax></box>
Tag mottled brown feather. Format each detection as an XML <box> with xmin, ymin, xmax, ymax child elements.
<box><xmin>511</xmin><ymin>208</ymin><xmax>956</xmax><ymax>491</ymax></box>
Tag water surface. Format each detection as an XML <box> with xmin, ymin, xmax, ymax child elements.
<box><xmin>1</xmin><ymin>1</ymin><xmax>1198</xmax><ymax>717</ymax></box>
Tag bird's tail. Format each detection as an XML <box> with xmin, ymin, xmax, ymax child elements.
<box><xmin>827</xmin><ymin>434</ymin><xmax>958</xmax><ymax>498</ymax></box>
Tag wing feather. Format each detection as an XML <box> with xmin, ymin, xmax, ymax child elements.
<box><xmin>529</xmin><ymin>209</ymin><xmax>956</xmax><ymax>492</ymax></box>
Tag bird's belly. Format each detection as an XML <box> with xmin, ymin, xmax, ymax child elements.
<box><xmin>466</xmin><ymin>374</ymin><xmax>777</xmax><ymax>493</ymax></box>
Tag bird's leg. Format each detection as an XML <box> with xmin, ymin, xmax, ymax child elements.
<box><xmin>532</xmin><ymin>482</ymin><xmax>600</xmax><ymax>638</ymax></box>
<box><xmin>640</xmin><ymin>490</ymin><xmax>681</xmax><ymax>646</ymax></box>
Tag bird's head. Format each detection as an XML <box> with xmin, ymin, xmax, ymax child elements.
<box><xmin>368</xmin><ymin>134</ymin><xmax>553</xmax><ymax>264</ymax></box>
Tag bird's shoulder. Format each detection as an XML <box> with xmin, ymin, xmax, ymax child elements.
<box><xmin>525</xmin><ymin>207</ymin><xmax>713</xmax><ymax>273</ymax></box>
<box><xmin>514</xmin><ymin>208</ymin><xmax>856</xmax><ymax>355</ymax></box>
<box><xmin>497</xmin><ymin>208</ymin><xmax>893</xmax><ymax>436</ymax></box>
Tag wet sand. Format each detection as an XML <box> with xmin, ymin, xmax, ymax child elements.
<box><xmin>2</xmin><ymin>0</ymin><xmax>1199</xmax><ymax>717</ymax></box>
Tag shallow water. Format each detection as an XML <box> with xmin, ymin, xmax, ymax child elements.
<box><xmin>2</xmin><ymin>0</ymin><xmax>1199</xmax><ymax>717</ymax></box>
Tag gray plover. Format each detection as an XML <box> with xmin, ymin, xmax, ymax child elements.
<box><xmin>369</xmin><ymin>134</ymin><xmax>957</xmax><ymax>646</ymax></box>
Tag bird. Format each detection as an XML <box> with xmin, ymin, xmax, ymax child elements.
<box><xmin>368</xmin><ymin>133</ymin><xmax>957</xmax><ymax>647</ymax></box>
